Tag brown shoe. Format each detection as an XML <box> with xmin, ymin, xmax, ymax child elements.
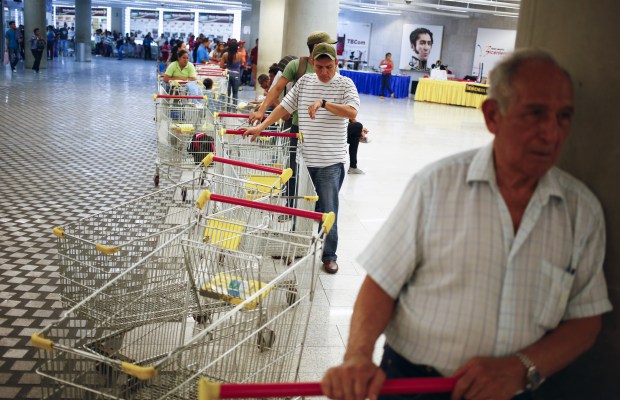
<box><xmin>322</xmin><ymin>260</ymin><xmax>338</xmax><ymax>274</ymax></box>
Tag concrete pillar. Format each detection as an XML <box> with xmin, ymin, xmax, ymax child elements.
<box><xmin>282</xmin><ymin>0</ymin><xmax>339</xmax><ymax>58</ymax></box>
<box><xmin>23</xmin><ymin>0</ymin><xmax>47</xmax><ymax>70</ymax></box>
<box><xmin>111</xmin><ymin>8</ymin><xmax>123</xmax><ymax>34</ymax></box>
<box><xmin>257</xmin><ymin>0</ymin><xmax>286</xmax><ymax>79</ymax></box>
<box><xmin>515</xmin><ymin>1</ymin><xmax>620</xmax><ymax>398</ymax></box>
<box><xmin>75</xmin><ymin>0</ymin><xmax>92</xmax><ymax>62</ymax></box>
<box><xmin>256</xmin><ymin>0</ymin><xmax>339</xmax><ymax>80</ymax></box>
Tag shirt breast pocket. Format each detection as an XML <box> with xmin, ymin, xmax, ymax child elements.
<box><xmin>537</xmin><ymin>260</ymin><xmax>575</xmax><ymax>331</ymax></box>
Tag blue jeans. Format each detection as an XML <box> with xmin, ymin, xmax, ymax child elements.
<box><xmin>8</xmin><ymin>47</ymin><xmax>19</xmax><ymax>69</ymax></box>
<box><xmin>227</xmin><ymin>73</ymin><xmax>240</xmax><ymax>105</ymax></box>
<box><xmin>307</xmin><ymin>163</ymin><xmax>344</xmax><ymax>262</ymax></box>
<box><xmin>379</xmin><ymin>345</ymin><xmax>534</xmax><ymax>400</ymax></box>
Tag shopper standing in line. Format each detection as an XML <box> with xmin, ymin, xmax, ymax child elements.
<box><xmin>321</xmin><ymin>49</ymin><xmax>612</xmax><ymax>400</ymax></box>
<box><xmin>5</xmin><ymin>21</ymin><xmax>20</xmax><ymax>72</ymax></box>
<box><xmin>243</xmin><ymin>43</ymin><xmax>360</xmax><ymax>276</ymax></box>
<box><xmin>29</xmin><ymin>28</ymin><xmax>45</xmax><ymax>73</ymax></box>
<box><xmin>379</xmin><ymin>52</ymin><xmax>394</xmax><ymax>99</ymax></box>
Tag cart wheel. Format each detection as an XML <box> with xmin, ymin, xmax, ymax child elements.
<box><xmin>257</xmin><ymin>328</ymin><xmax>275</xmax><ymax>352</ymax></box>
<box><xmin>279</xmin><ymin>280</ymin><xmax>299</xmax><ymax>306</ymax></box>
<box><xmin>154</xmin><ymin>174</ymin><xmax>160</xmax><ymax>187</ymax></box>
<box><xmin>181</xmin><ymin>187</ymin><xmax>188</xmax><ymax>202</ymax></box>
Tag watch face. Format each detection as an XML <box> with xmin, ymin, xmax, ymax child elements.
<box><xmin>527</xmin><ymin>367</ymin><xmax>543</xmax><ymax>389</ymax></box>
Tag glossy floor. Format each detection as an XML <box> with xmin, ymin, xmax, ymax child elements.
<box><xmin>0</xmin><ymin>57</ymin><xmax>491</xmax><ymax>399</ymax></box>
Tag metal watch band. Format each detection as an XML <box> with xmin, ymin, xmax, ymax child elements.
<box><xmin>515</xmin><ymin>352</ymin><xmax>534</xmax><ymax>369</ymax></box>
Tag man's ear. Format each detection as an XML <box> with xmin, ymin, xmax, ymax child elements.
<box><xmin>481</xmin><ymin>98</ymin><xmax>501</xmax><ymax>136</ymax></box>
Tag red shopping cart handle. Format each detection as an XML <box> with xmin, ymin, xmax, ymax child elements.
<box><xmin>154</xmin><ymin>94</ymin><xmax>206</xmax><ymax>100</ymax></box>
<box><xmin>199</xmin><ymin>377</ymin><xmax>457</xmax><ymax>399</ymax></box>
<box><xmin>202</xmin><ymin>153</ymin><xmax>284</xmax><ymax>174</ymax></box>
<box><xmin>216</xmin><ymin>113</ymin><xmax>267</xmax><ymax>120</ymax></box>
<box><xmin>225</xmin><ymin>129</ymin><xmax>297</xmax><ymax>138</ymax></box>
<box><xmin>196</xmin><ymin>190</ymin><xmax>335</xmax><ymax>233</ymax></box>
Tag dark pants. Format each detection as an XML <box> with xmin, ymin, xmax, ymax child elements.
<box><xmin>47</xmin><ymin>40</ymin><xmax>55</xmax><ymax>60</ymax></box>
<box><xmin>8</xmin><ymin>47</ymin><xmax>19</xmax><ymax>69</ymax></box>
<box><xmin>379</xmin><ymin>345</ymin><xmax>534</xmax><ymax>400</ymax></box>
<box><xmin>144</xmin><ymin>45</ymin><xmax>152</xmax><ymax>60</ymax></box>
<box><xmin>286</xmin><ymin>124</ymin><xmax>300</xmax><ymax>208</ymax></box>
<box><xmin>31</xmin><ymin>49</ymin><xmax>43</xmax><ymax>72</ymax></box>
<box><xmin>381</xmin><ymin>73</ymin><xmax>394</xmax><ymax>97</ymax></box>
<box><xmin>347</xmin><ymin>122</ymin><xmax>363</xmax><ymax>168</ymax></box>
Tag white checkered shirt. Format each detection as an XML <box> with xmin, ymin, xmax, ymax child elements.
<box><xmin>359</xmin><ymin>143</ymin><xmax>612</xmax><ymax>376</ymax></box>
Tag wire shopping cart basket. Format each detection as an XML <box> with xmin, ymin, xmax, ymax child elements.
<box><xmin>154</xmin><ymin>94</ymin><xmax>214</xmax><ymax>186</ymax></box>
<box><xmin>51</xmin><ymin>181</ymin><xmax>202</xmax><ymax>316</ymax></box>
<box><xmin>32</xmin><ymin>192</ymin><xmax>335</xmax><ymax>400</ymax></box>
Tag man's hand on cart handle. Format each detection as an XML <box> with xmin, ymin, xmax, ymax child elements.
<box><xmin>249</xmin><ymin>109</ymin><xmax>265</xmax><ymax>124</ymax></box>
<box><xmin>321</xmin><ymin>355</ymin><xmax>386</xmax><ymax>400</ymax></box>
<box><xmin>240</xmin><ymin>126</ymin><xmax>263</xmax><ymax>142</ymax></box>
<box><xmin>450</xmin><ymin>356</ymin><xmax>526</xmax><ymax>400</ymax></box>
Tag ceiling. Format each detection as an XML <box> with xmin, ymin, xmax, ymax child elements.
<box><xmin>49</xmin><ymin>0</ymin><xmax>520</xmax><ymax>18</ymax></box>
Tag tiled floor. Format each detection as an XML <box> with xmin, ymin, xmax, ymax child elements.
<box><xmin>0</xmin><ymin>57</ymin><xmax>491</xmax><ymax>399</ymax></box>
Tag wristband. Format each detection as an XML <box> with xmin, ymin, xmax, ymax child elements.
<box><xmin>321</xmin><ymin>99</ymin><xmax>327</xmax><ymax>108</ymax></box>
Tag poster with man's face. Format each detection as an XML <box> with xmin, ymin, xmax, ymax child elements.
<box><xmin>398</xmin><ymin>24</ymin><xmax>443</xmax><ymax>71</ymax></box>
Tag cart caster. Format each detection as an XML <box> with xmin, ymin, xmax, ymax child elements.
<box><xmin>192</xmin><ymin>312</ymin><xmax>212</xmax><ymax>325</ymax></box>
<box><xmin>154</xmin><ymin>175</ymin><xmax>160</xmax><ymax>187</ymax></box>
<box><xmin>257</xmin><ymin>328</ymin><xmax>275</xmax><ymax>352</ymax></box>
<box><xmin>279</xmin><ymin>280</ymin><xmax>298</xmax><ymax>306</ymax></box>
<box><xmin>181</xmin><ymin>187</ymin><xmax>188</xmax><ymax>202</ymax></box>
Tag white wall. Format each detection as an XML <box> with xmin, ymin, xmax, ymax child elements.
<box><xmin>338</xmin><ymin>9</ymin><xmax>517</xmax><ymax>80</ymax></box>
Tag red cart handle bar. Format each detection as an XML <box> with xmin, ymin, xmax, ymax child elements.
<box><xmin>199</xmin><ymin>377</ymin><xmax>457</xmax><ymax>399</ymax></box>
<box><xmin>225</xmin><ymin>129</ymin><xmax>297</xmax><ymax>138</ymax></box>
<box><xmin>196</xmin><ymin>190</ymin><xmax>335</xmax><ymax>234</ymax></box>
<box><xmin>153</xmin><ymin>94</ymin><xmax>207</xmax><ymax>100</ymax></box>
<box><xmin>216</xmin><ymin>113</ymin><xmax>266</xmax><ymax>119</ymax></box>
<box><xmin>201</xmin><ymin>153</ymin><xmax>284</xmax><ymax>174</ymax></box>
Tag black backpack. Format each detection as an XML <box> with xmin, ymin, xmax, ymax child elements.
<box><xmin>36</xmin><ymin>39</ymin><xmax>46</xmax><ymax>51</ymax></box>
<box><xmin>187</xmin><ymin>132</ymin><xmax>215</xmax><ymax>164</ymax></box>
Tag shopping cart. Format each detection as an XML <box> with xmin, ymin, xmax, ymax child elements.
<box><xmin>199</xmin><ymin>378</ymin><xmax>458</xmax><ymax>399</ymax></box>
<box><xmin>33</xmin><ymin>192</ymin><xmax>335</xmax><ymax>400</ymax></box>
<box><xmin>51</xmin><ymin>181</ymin><xmax>198</xmax><ymax>315</ymax></box>
<box><xmin>214</xmin><ymin>130</ymin><xmax>298</xmax><ymax>173</ymax></box>
<box><xmin>200</xmin><ymin>153</ymin><xmax>293</xmax><ymax>201</ymax></box>
<box><xmin>154</xmin><ymin>94</ymin><xmax>214</xmax><ymax>186</ymax></box>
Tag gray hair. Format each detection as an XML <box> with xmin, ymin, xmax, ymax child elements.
<box><xmin>488</xmin><ymin>49</ymin><xmax>571</xmax><ymax>112</ymax></box>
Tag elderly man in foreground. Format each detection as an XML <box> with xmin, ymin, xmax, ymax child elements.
<box><xmin>321</xmin><ymin>49</ymin><xmax>612</xmax><ymax>400</ymax></box>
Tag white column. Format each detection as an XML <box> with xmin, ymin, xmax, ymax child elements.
<box><xmin>23</xmin><ymin>0</ymin><xmax>47</xmax><ymax>69</ymax></box>
<box><xmin>75</xmin><ymin>0</ymin><xmax>92</xmax><ymax>62</ymax></box>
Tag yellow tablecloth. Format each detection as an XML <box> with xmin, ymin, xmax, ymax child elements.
<box><xmin>415</xmin><ymin>78</ymin><xmax>488</xmax><ymax>108</ymax></box>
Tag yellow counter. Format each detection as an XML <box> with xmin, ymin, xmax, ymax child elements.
<box><xmin>415</xmin><ymin>78</ymin><xmax>489</xmax><ymax>108</ymax></box>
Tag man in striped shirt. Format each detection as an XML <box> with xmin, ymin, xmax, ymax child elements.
<box><xmin>242</xmin><ymin>43</ymin><xmax>360</xmax><ymax>274</ymax></box>
<box><xmin>321</xmin><ymin>49</ymin><xmax>612</xmax><ymax>400</ymax></box>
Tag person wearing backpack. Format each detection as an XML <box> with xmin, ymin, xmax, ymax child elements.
<box><xmin>30</xmin><ymin>28</ymin><xmax>45</xmax><ymax>73</ymax></box>
<box><xmin>249</xmin><ymin>31</ymin><xmax>338</xmax><ymax>226</ymax></box>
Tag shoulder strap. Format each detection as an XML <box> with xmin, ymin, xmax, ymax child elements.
<box><xmin>295</xmin><ymin>56</ymin><xmax>309</xmax><ymax>83</ymax></box>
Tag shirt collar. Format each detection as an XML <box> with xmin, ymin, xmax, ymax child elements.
<box><xmin>466</xmin><ymin>142</ymin><xmax>564</xmax><ymax>204</ymax></box>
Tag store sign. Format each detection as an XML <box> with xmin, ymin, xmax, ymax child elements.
<box><xmin>163</xmin><ymin>12</ymin><xmax>195</xmax><ymax>22</ymax></box>
<box><xmin>336</xmin><ymin>22</ymin><xmax>371</xmax><ymax>63</ymax></box>
<box><xmin>130</xmin><ymin>10</ymin><xmax>159</xmax><ymax>20</ymax></box>
<box><xmin>471</xmin><ymin>28</ymin><xmax>516</xmax><ymax>78</ymax></box>
<box><xmin>465</xmin><ymin>84</ymin><xmax>488</xmax><ymax>95</ymax></box>
<box><xmin>56</xmin><ymin>7</ymin><xmax>75</xmax><ymax>16</ymax></box>
<box><xmin>92</xmin><ymin>8</ymin><xmax>107</xmax><ymax>17</ymax></box>
<box><xmin>199</xmin><ymin>13</ymin><xmax>234</xmax><ymax>24</ymax></box>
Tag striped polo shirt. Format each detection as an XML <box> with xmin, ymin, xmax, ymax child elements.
<box><xmin>280</xmin><ymin>73</ymin><xmax>360</xmax><ymax>168</ymax></box>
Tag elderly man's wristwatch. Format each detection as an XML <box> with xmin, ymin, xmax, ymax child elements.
<box><xmin>321</xmin><ymin>99</ymin><xmax>327</xmax><ymax>108</ymax></box>
<box><xmin>515</xmin><ymin>352</ymin><xmax>545</xmax><ymax>390</ymax></box>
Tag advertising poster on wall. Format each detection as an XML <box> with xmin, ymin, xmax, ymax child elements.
<box><xmin>163</xmin><ymin>11</ymin><xmax>195</xmax><ymax>40</ymax></box>
<box><xmin>129</xmin><ymin>9</ymin><xmax>159</xmax><ymax>38</ymax></box>
<box><xmin>471</xmin><ymin>28</ymin><xmax>516</xmax><ymax>78</ymax></box>
<box><xmin>198</xmin><ymin>13</ymin><xmax>234</xmax><ymax>42</ymax></box>
<box><xmin>54</xmin><ymin>6</ymin><xmax>109</xmax><ymax>31</ymax></box>
<box><xmin>398</xmin><ymin>24</ymin><xmax>443</xmax><ymax>72</ymax></box>
<box><xmin>336</xmin><ymin>22</ymin><xmax>372</xmax><ymax>66</ymax></box>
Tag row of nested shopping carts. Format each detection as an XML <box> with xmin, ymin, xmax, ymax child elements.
<box><xmin>30</xmin><ymin>72</ymin><xmax>336</xmax><ymax>400</ymax></box>
<box><xmin>31</xmin><ymin>66</ymin><xmax>456</xmax><ymax>399</ymax></box>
